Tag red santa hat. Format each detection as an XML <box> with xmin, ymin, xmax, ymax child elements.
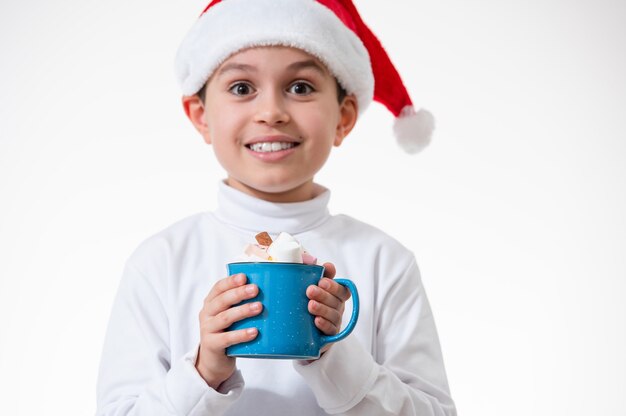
<box><xmin>175</xmin><ymin>0</ymin><xmax>434</xmax><ymax>154</ymax></box>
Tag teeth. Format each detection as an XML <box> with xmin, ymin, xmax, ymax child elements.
<box><xmin>249</xmin><ymin>142</ymin><xmax>296</xmax><ymax>153</ymax></box>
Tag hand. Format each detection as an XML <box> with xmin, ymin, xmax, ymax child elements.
<box><xmin>306</xmin><ymin>262</ymin><xmax>351</xmax><ymax>356</ymax></box>
<box><xmin>196</xmin><ymin>273</ymin><xmax>262</xmax><ymax>389</ymax></box>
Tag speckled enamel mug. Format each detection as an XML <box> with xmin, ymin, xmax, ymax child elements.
<box><xmin>225</xmin><ymin>262</ymin><xmax>359</xmax><ymax>359</ymax></box>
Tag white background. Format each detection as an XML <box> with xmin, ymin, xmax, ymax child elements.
<box><xmin>1</xmin><ymin>0</ymin><xmax>625</xmax><ymax>414</ymax></box>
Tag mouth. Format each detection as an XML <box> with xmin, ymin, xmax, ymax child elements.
<box><xmin>246</xmin><ymin>142</ymin><xmax>299</xmax><ymax>153</ymax></box>
<box><xmin>245</xmin><ymin>136</ymin><xmax>301</xmax><ymax>153</ymax></box>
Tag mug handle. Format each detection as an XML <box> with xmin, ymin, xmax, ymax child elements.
<box><xmin>319</xmin><ymin>278</ymin><xmax>360</xmax><ymax>347</ymax></box>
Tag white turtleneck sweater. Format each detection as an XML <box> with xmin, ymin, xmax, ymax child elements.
<box><xmin>96</xmin><ymin>182</ymin><xmax>456</xmax><ymax>416</ymax></box>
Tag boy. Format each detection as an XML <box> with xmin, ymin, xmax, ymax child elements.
<box><xmin>97</xmin><ymin>0</ymin><xmax>455</xmax><ymax>415</ymax></box>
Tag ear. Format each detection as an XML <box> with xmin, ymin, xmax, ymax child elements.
<box><xmin>182</xmin><ymin>94</ymin><xmax>211</xmax><ymax>144</ymax></box>
<box><xmin>334</xmin><ymin>94</ymin><xmax>358</xmax><ymax>147</ymax></box>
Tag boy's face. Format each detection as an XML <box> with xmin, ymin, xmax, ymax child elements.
<box><xmin>183</xmin><ymin>46</ymin><xmax>358</xmax><ymax>202</ymax></box>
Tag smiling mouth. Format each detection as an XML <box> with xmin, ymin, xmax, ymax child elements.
<box><xmin>246</xmin><ymin>142</ymin><xmax>299</xmax><ymax>153</ymax></box>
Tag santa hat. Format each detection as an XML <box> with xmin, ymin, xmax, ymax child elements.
<box><xmin>175</xmin><ymin>0</ymin><xmax>434</xmax><ymax>154</ymax></box>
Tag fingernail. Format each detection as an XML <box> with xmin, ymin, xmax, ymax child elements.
<box><xmin>246</xmin><ymin>328</ymin><xmax>257</xmax><ymax>336</ymax></box>
<box><xmin>235</xmin><ymin>274</ymin><xmax>246</xmax><ymax>284</ymax></box>
<box><xmin>245</xmin><ymin>284</ymin><xmax>256</xmax><ymax>295</ymax></box>
<box><xmin>249</xmin><ymin>302</ymin><xmax>260</xmax><ymax>311</ymax></box>
<box><xmin>319</xmin><ymin>279</ymin><xmax>330</xmax><ymax>290</ymax></box>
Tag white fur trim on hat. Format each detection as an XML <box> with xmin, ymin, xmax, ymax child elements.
<box><xmin>175</xmin><ymin>0</ymin><xmax>374</xmax><ymax>114</ymax></box>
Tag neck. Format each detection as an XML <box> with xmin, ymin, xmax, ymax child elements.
<box><xmin>215</xmin><ymin>180</ymin><xmax>332</xmax><ymax>235</ymax></box>
<box><xmin>225</xmin><ymin>178</ymin><xmax>323</xmax><ymax>203</ymax></box>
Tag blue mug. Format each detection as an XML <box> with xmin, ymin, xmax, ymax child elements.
<box><xmin>226</xmin><ymin>262</ymin><xmax>359</xmax><ymax>359</ymax></box>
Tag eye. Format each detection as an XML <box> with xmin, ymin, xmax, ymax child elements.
<box><xmin>228</xmin><ymin>82</ymin><xmax>255</xmax><ymax>96</ymax></box>
<box><xmin>288</xmin><ymin>82</ymin><xmax>315</xmax><ymax>96</ymax></box>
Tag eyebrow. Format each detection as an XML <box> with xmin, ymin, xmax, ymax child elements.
<box><xmin>216</xmin><ymin>63</ymin><xmax>257</xmax><ymax>78</ymax></box>
<box><xmin>285</xmin><ymin>59</ymin><xmax>328</xmax><ymax>77</ymax></box>
<box><xmin>215</xmin><ymin>59</ymin><xmax>328</xmax><ymax>79</ymax></box>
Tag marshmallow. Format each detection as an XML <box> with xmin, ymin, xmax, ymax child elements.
<box><xmin>302</xmin><ymin>252</ymin><xmax>318</xmax><ymax>265</ymax></box>
<box><xmin>239</xmin><ymin>231</ymin><xmax>318</xmax><ymax>265</ymax></box>
<box><xmin>245</xmin><ymin>244</ymin><xmax>271</xmax><ymax>261</ymax></box>
<box><xmin>267</xmin><ymin>241</ymin><xmax>303</xmax><ymax>263</ymax></box>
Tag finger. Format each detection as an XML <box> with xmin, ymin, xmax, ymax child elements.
<box><xmin>314</xmin><ymin>316</ymin><xmax>339</xmax><ymax>336</ymax></box>
<box><xmin>322</xmin><ymin>262</ymin><xmax>336</xmax><ymax>279</ymax></box>
<box><xmin>308</xmin><ymin>299</ymin><xmax>342</xmax><ymax>327</ymax></box>
<box><xmin>318</xmin><ymin>277</ymin><xmax>351</xmax><ymax>302</ymax></box>
<box><xmin>208</xmin><ymin>327</ymin><xmax>259</xmax><ymax>351</ymax></box>
<box><xmin>205</xmin><ymin>273</ymin><xmax>247</xmax><ymax>303</ymax></box>
<box><xmin>205</xmin><ymin>283</ymin><xmax>259</xmax><ymax>316</ymax></box>
<box><xmin>205</xmin><ymin>302</ymin><xmax>263</xmax><ymax>332</ymax></box>
<box><xmin>306</xmin><ymin>284</ymin><xmax>341</xmax><ymax>310</ymax></box>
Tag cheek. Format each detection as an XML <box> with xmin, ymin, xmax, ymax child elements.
<box><xmin>300</xmin><ymin>106</ymin><xmax>340</xmax><ymax>140</ymax></box>
<box><xmin>205</xmin><ymin>106</ymin><xmax>239</xmax><ymax>140</ymax></box>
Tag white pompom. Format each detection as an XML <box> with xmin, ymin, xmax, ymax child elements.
<box><xmin>393</xmin><ymin>106</ymin><xmax>435</xmax><ymax>154</ymax></box>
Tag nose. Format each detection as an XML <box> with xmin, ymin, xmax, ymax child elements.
<box><xmin>253</xmin><ymin>90</ymin><xmax>290</xmax><ymax>126</ymax></box>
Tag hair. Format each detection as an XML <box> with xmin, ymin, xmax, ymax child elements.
<box><xmin>196</xmin><ymin>79</ymin><xmax>348</xmax><ymax>104</ymax></box>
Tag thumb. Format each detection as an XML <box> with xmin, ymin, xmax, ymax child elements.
<box><xmin>322</xmin><ymin>262</ymin><xmax>336</xmax><ymax>279</ymax></box>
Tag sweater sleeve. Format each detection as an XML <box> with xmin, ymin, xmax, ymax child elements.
<box><xmin>293</xmin><ymin>258</ymin><xmax>456</xmax><ymax>416</ymax></box>
<box><xmin>96</xmin><ymin>260</ymin><xmax>243</xmax><ymax>415</ymax></box>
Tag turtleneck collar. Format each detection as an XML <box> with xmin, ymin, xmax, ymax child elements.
<box><xmin>213</xmin><ymin>181</ymin><xmax>332</xmax><ymax>235</ymax></box>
